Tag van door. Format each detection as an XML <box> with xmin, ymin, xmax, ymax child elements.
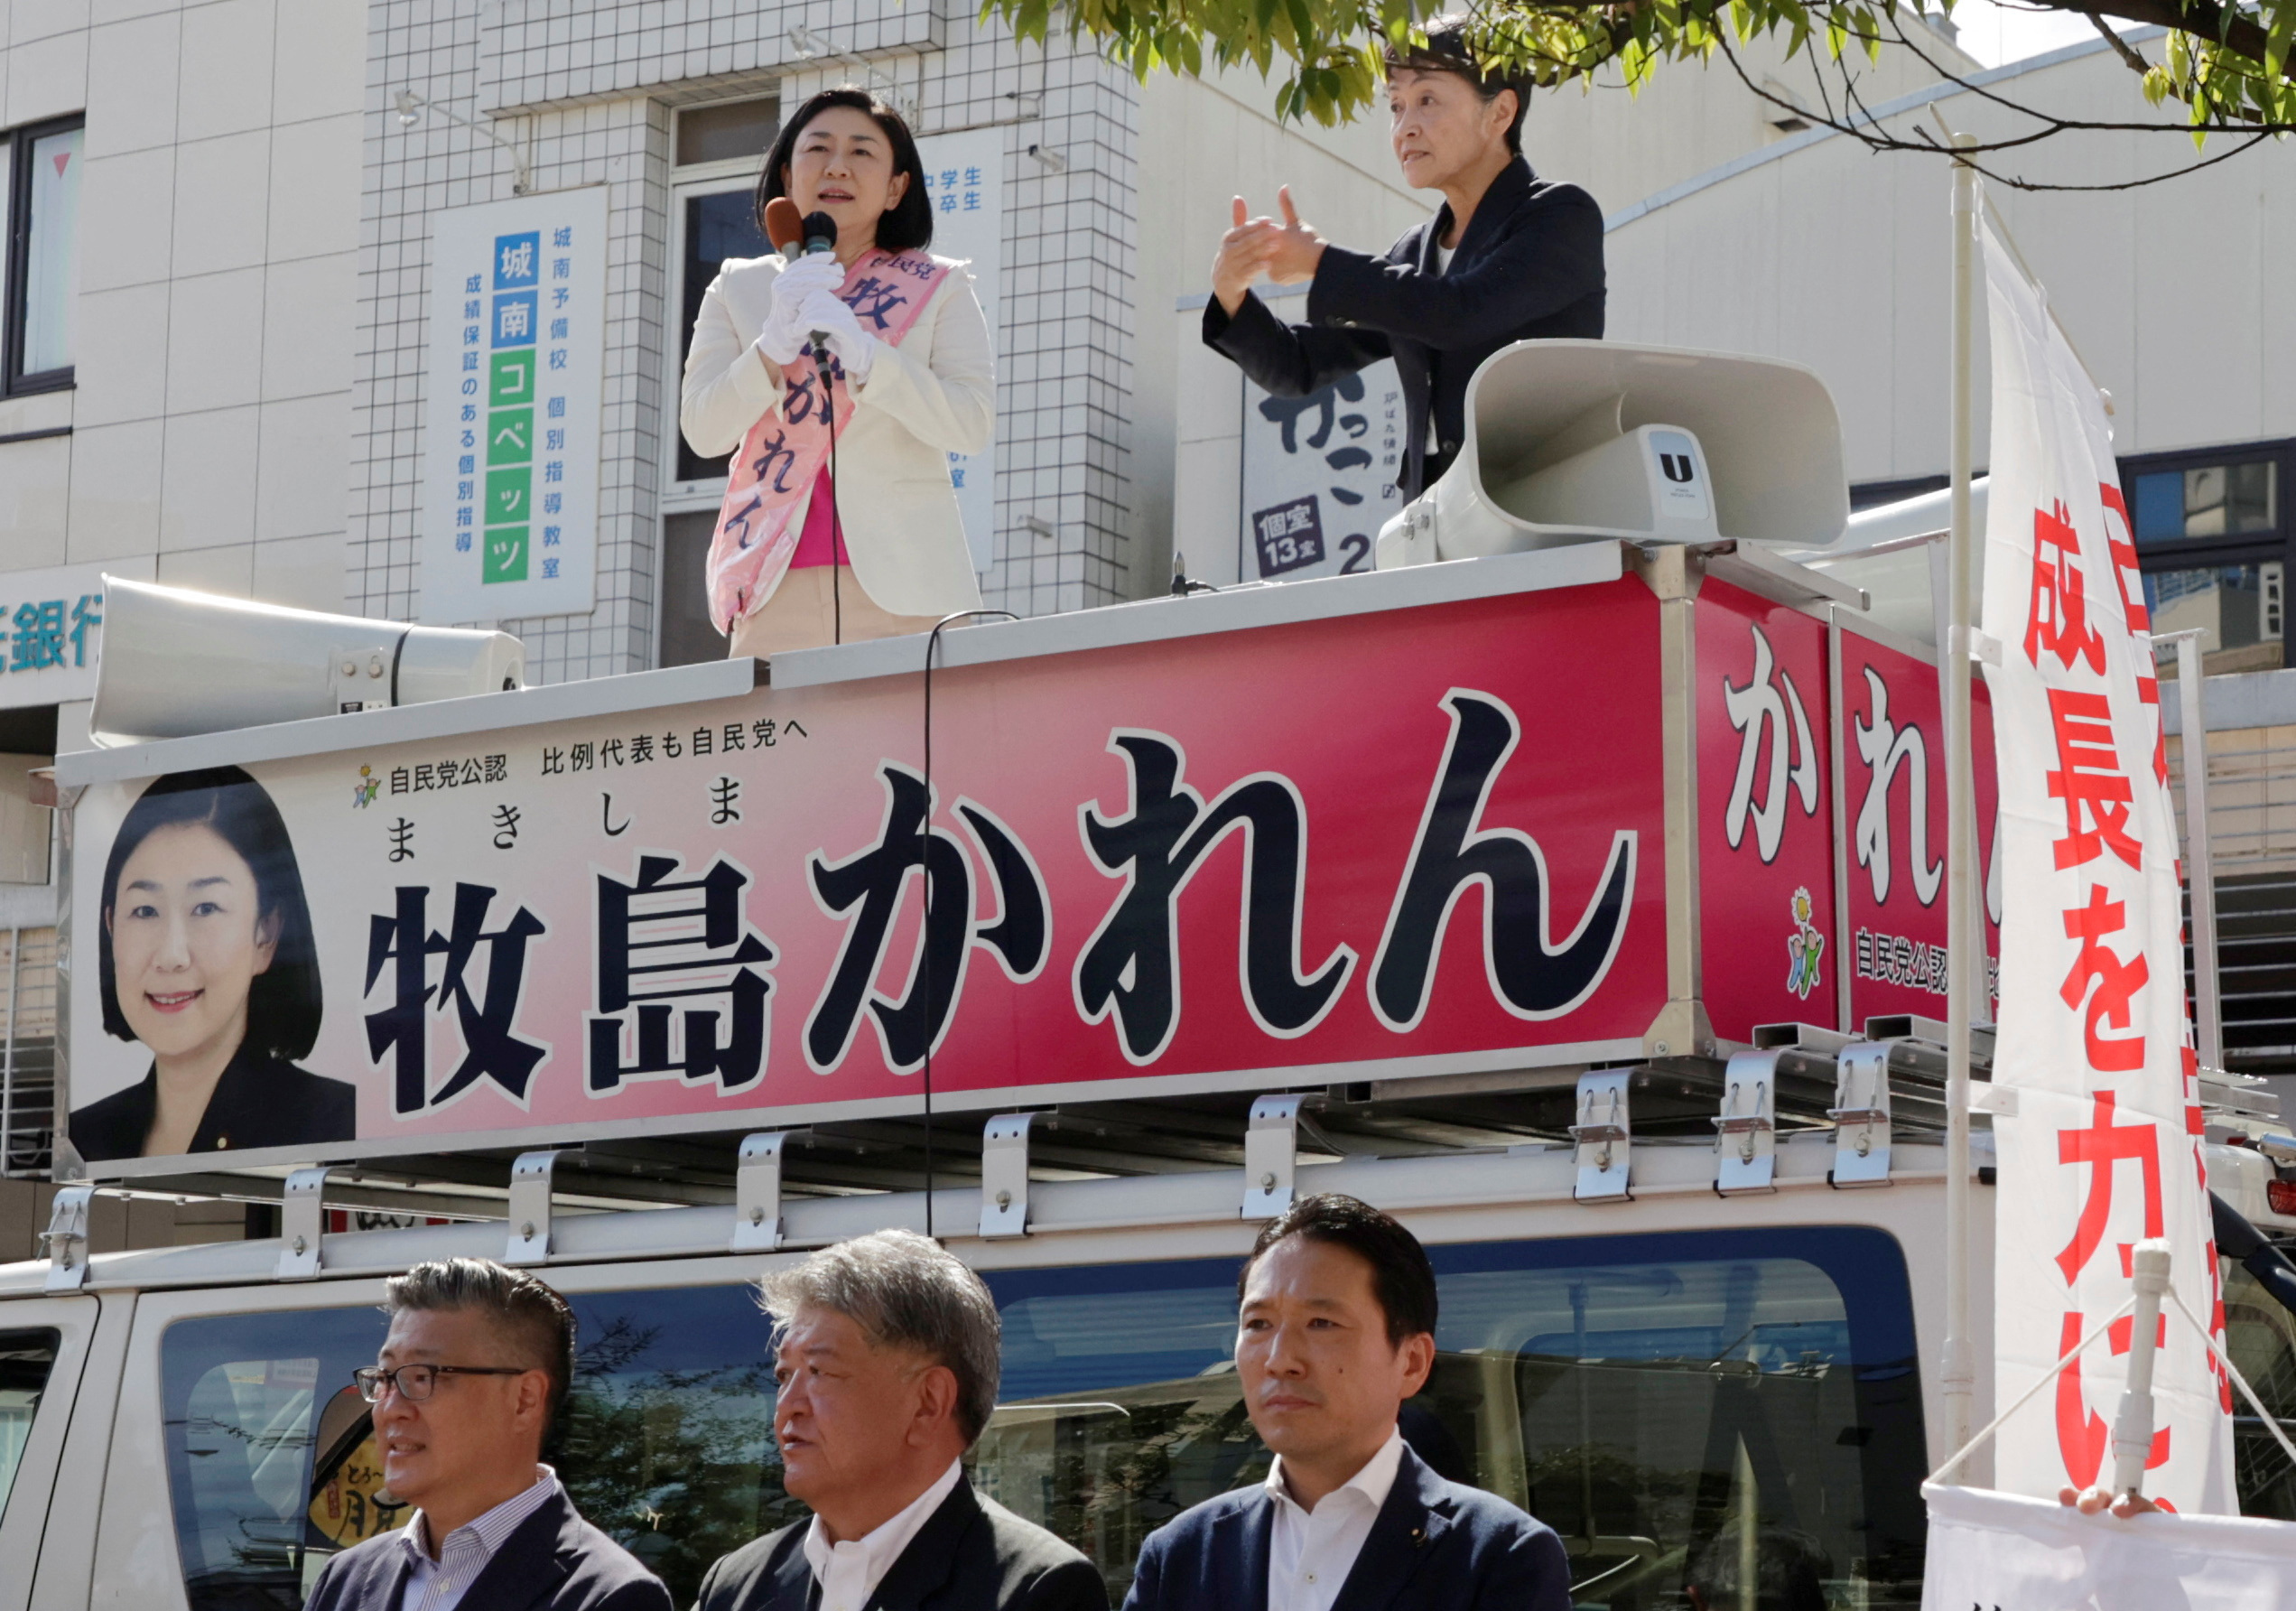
<box><xmin>0</xmin><ymin>1295</ymin><xmax>101</xmax><ymax>1611</ymax></box>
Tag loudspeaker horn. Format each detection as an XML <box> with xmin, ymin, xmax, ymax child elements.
<box><xmin>89</xmin><ymin>577</ymin><xmax>525</xmax><ymax>747</ymax></box>
<box><xmin>1378</xmin><ymin>340</ymin><xmax>1848</xmax><ymax>568</ymax></box>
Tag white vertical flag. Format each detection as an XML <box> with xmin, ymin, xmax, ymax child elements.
<box><xmin>1979</xmin><ymin>219</ymin><xmax>2235</xmax><ymax>1512</ymax></box>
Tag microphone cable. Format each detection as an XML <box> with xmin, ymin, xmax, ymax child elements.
<box><xmin>916</xmin><ymin>605</ymin><xmax>1017</xmax><ymax>1241</ymax></box>
<box><xmin>823</xmin><ymin>335</ymin><xmax>843</xmax><ymax>646</ymax></box>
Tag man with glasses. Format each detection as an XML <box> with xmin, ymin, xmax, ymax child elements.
<box><xmin>308</xmin><ymin>1256</ymin><xmax>672</xmax><ymax>1611</ymax></box>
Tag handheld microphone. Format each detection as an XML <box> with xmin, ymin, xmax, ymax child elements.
<box><xmin>763</xmin><ymin>200</ymin><xmax>841</xmax><ymax>351</ymax></box>
<box><xmin>763</xmin><ymin>196</ymin><xmax>806</xmax><ymax>257</ymax></box>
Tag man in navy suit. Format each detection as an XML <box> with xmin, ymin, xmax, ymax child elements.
<box><xmin>1121</xmin><ymin>1195</ymin><xmax>1571</xmax><ymax>1611</ymax></box>
<box><xmin>307</xmin><ymin>1257</ymin><xmax>672</xmax><ymax>1611</ymax></box>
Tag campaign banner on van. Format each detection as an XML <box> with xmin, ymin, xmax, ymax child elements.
<box><xmin>1696</xmin><ymin>581</ymin><xmax>2001</xmax><ymax>1043</ymax></box>
<box><xmin>1979</xmin><ymin>221</ymin><xmax>2236</xmax><ymax>1512</ymax></box>
<box><xmin>1920</xmin><ymin>1483</ymin><xmax>2296</xmax><ymax>1607</ymax></box>
<box><xmin>1838</xmin><ymin>627</ymin><xmax>2003</xmax><ymax>1030</ymax></box>
<box><xmin>64</xmin><ymin>582</ymin><xmax>1675</xmax><ymax>1169</ymax></box>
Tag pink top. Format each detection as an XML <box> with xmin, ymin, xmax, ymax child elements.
<box><xmin>788</xmin><ymin>467</ymin><xmax>841</xmax><ymax>569</ymax></box>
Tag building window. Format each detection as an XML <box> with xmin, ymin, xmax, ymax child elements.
<box><xmin>2122</xmin><ymin>439</ymin><xmax>2295</xmax><ymax>675</ymax></box>
<box><xmin>4</xmin><ymin>116</ymin><xmax>82</xmax><ymax>394</ymax></box>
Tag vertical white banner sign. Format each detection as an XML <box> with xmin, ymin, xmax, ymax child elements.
<box><xmin>1979</xmin><ymin>220</ymin><xmax>2235</xmax><ymax>1512</ymax></box>
<box><xmin>916</xmin><ymin>130</ymin><xmax>1002</xmax><ymax>576</ymax></box>
<box><xmin>422</xmin><ymin>187</ymin><xmax>609</xmax><ymax>623</ymax></box>
<box><xmin>1241</xmin><ymin>359</ymin><xmax>1407</xmax><ymax>581</ymax></box>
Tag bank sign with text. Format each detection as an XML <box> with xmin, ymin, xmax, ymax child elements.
<box><xmin>68</xmin><ymin>570</ymin><xmax>1997</xmax><ymax>1170</ymax></box>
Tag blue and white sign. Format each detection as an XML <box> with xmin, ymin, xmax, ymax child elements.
<box><xmin>0</xmin><ymin>558</ymin><xmax>144</xmax><ymax>711</ymax></box>
<box><xmin>915</xmin><ymin>129</ymin><xmax>1002</xmax><ymax>575</ymax></box>
<box><xmin>422</xmin><ymin>188</ymin><xmax>608</xmax><ymax>623</ymax></box>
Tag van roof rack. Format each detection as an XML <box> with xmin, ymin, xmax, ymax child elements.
<box><xmin>72</xmin><ymin>1017</ymin><xmax>2052</xmax><ymax>1222</ymax></box>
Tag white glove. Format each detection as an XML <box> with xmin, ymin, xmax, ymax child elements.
<box><xmin>771</xmin><ymin>250</ymin><xmax>846</xmax><ymax>304</ymax></box>
<box><xmin>800</xmin><ymin>289</ymin><xmax>877</xmax><ymax>384</ymax></box>
<box><xmin>754</xmin><ymin>253</ymin><xmax>846</xmax><ymax>366</ymax></box>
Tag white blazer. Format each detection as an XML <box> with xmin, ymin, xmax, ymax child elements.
<box><xmin>680</xmin><ymin>252</ymin><xmax>992</xmax><ymax>620</ymax></box>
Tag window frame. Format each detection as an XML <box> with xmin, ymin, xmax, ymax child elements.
<box><xmin>657</xmin><ymin>128</ymin><xmax>778</xmax><ymax>669</ymax></box>
<box><xmin>2117</xmin><ymin>436</ymin><xmax>2296</xmax><ymax>573</ymax></box>
<box><xmin>3</xmin><ymin>114</ymin><xmax>84</xmax><ymax>397</ymax></box>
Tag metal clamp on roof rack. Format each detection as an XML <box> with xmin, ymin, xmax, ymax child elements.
<box><xmin>1570</xmin><ymin>1069</ymin><xmax>1634</xmax><ymax>1202</ymax></box>
<box><xmin>732</xmin><ymin>1132</ymin><xmax>791</xmax><ymax>1253</ymax></box>
<box><xmin>42</xmin><ymin>1186</ymin><xmax>96</xmax><ymax>1294</ymax></box>
<box><xmin>507</xmin><ymin>1150</ymin><xmax>560</xmax><ymax>1265</ymax></box>
<box><xmin>1827</xmin><ymin>1043</ymin><xmax>1892</xmax><ymax>1188</ymax></box>
<box><xmin>1244</xmin><ymin>1094</ymin><xmax>1311</xmax><ymax>1219</ymax></box>
<box><xmin>980</xmin><ymin>1113</ymin><xmax>1037</xmax><ymax>1239</ymax></box>
<box><xmin>1714</xmin><ymin>1051</ymin><xmax>1779</xmax><ymax>1195</ymax></box>
<box><xmin>277</xmin><ymin>1167</ymin><xmax>333</xmax><ymax>1280</ymax></box>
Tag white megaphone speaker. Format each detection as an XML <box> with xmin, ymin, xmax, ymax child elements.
<box><xmin>1377</xmin><ymin>340</ymin><xmax>1848</xmax><ymax>568</ymax></box>
<box><xmin>89</xmin><ymin>577</ymin><xmax>525</xmax><ymax>746</ymax></box>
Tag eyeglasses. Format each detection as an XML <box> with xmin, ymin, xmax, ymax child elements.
<box><xmin>353</xmin><ymin>1363</ymin><xmax>528</xmax><ymax>1403</ymax></box>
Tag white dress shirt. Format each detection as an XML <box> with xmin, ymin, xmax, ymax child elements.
<box><xmin>801</xmin><ymin>1458</ymin><xmax>967</xmax><ymax>1611</ymax></box>
<box><xmin>397</xmin><ymin>1464</ymin><xmax>559</xmax><ymax>1611</ymax></box>
<box><xmin>1264</xmin><ymin>1429</ymin><xmax>1408</xmax><ymax>1611</ymax></box>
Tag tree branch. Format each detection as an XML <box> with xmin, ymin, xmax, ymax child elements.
<box><xmin>2086</xmin><ymin>10</ymin><xmax>2154</xmax><ymax>75</ymax></box>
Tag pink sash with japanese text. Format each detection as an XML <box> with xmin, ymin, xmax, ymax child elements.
<box><xmin>707</xmin><ymin>248</ymin><xmax>946</xmax><ymax>631</ymax></box>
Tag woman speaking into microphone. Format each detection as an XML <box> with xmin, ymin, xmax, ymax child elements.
<box><xmin>682</xmin><ymin>88</ymin><xmax>993</xmax><ymax>658</ymax></box>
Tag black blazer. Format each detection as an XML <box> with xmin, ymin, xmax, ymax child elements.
<box><xmin>305</xmin><ymin>1485</ymin><xmax>673</xmax><ymax>1611</ymax></box>
<box><xmin>1120</xmin><ymin>1444</ymin><xmax>1571</xmax><ymax>1611</ymax></box>
<box><xmin>1203</xmin><ymin>158</ymin><xmax>1604</xmax><ymax>498</ymax></box>
<box><xmin>693</xmin><ymin>1480</ymin><xmax>1108</xmax><ymax>1611</ymax></box>
<box><xmin>69</xmin><ymin>1045</ymin><xmax>356</xmax><ymax>1161</ymax></box>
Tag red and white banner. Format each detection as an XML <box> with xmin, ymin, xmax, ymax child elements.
<box><xmin>1979</xmin><ymin>221</ymin><xmax>2235</xmax><ymax>1510</ymax></box>
<box><xmin>1921</xmin><ymin>1483</ymin><xmax>2296</xmax><ymax>1607</ymax></box>
<box><xmin>65</xmin><ymin>560</ymin><xmax>1997</xmax><ymax>1173</ymax></box>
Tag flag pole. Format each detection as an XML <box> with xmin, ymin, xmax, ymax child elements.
<box><xmin>1942</xmin><ymin>131</ymin><xmax>1981</xmax><ymax>1463</ymax></box>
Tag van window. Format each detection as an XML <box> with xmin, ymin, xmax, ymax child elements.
<box><xmin>159</xmin><ymin>1227</ymin><xmax>1922</xmax><ymax>1609</ymax></box>
<box><xmin>981</xmin><ymin>1226</ymin><xmax>1926</xmax><ymax>1607</ymax></box>
<box><xmin>160</xmin><ymin>1287</ymin><xmax>786</xmax><ymax>1610</ymax></box>
<box><xmin>0</xmin><ymin>1328</ymin><xmax>60</xmax><ymax>1524</ymax></box>
<box><xmin>162</xmin><ymin>1306</ymin><xmax>395</xmax><ymax>1609</ymax></box>
<box><xmin>2223</xmin><ymin>1258</ymin><xmax>2296</xmax><ymax>1518</ymax></box>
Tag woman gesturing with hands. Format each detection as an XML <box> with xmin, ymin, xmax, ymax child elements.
<box><xmin>1202</xmin><ymin>14</ymin><xmax>1605</xmax><ymax>504</ymax></box>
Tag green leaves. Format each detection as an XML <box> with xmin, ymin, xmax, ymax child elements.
<box><xmin>979</xmin><ymin>0</ymin><xmax>2296</xmax><ymax>145</ymax></box>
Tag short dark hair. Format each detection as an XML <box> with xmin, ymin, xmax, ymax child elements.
<box><xmin>755</xmin><ymin>87</ymin><xmax>934</xmax><ymax>256</ymax></box>
<box><xmin>99</xmin><ymin>766</ymin><xmax>321</xmax><ymax>1060</ymax></box>
<box><xmin>1239</xmin><ymin>1193</ymin><xmax>1438</xmax><ymax>1347</ymax></box>
<box><xmin>385</xmin><ymin>1257</ymin><xmax>578</xmax><ymax>1430</ymax></box>
<box><xmin>1384</xmin><ymin>14</ymin><xmax>1534</xmax><ymax>155</ymax></box>
<box><xmin>759</xmin><ymin>1229</ymin><xmax>1002</xmax><ymax>1446</ymax></box>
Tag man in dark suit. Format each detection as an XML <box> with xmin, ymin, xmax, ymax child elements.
<box><xmin>308</xmin><ymin>1257</ymin><xmax>672</xmax><ymax>1611</ymax></box>
<box><xmin>694</xmin><ymin>1229</ymin><xmax>1107</xmax><ymax>1611</ymax></box>
<box><xmin>1204</xmin><ymin>13</ymin><xmax>1603</xmax><ymax>501</ymax></box>
<box><xmin>1121</xmin><ymin>1195</ymin><xmax>1571</xmax><ymax>1611</ymax></box>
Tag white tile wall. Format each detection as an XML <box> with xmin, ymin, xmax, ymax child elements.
<box><xmin>0</xmin><ymin>0</ymin><xmax>365</xmax><ymax>620</ymax></box>
<box><xmin>172</xmin><ymin>130</ymin><xmax>274</xmax><ymax>277</ymax></box>
<box><xmin>158</xmin><ymin>402</ymin><xmax>261</xmax><ymax>548</ymax></box>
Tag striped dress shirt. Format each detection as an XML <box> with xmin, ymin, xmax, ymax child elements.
<box><xmin>397</xmin><ymin>1465</ymin><xmax>561</xmax><ymax>1611</ymax></box>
